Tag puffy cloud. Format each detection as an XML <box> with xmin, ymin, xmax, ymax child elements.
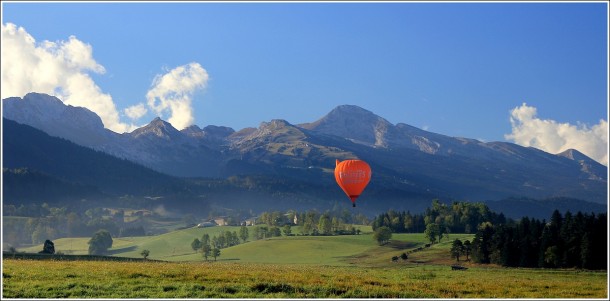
<box><xmin>145</xmin><ymin>62</ymin><xmax>209</xmax><ymax>129</ymax></box>
<box><xmin>1</xmin><ymin>23</ymin><xmax>135</xmax><ymax>133</ymax></box>
<box><xmin>2</xmin><ymin>23</ymin><xmax>210</xmax><ymax>132</ymax></box>
<box><xmin>505</xmin><ymin>103</ymin><xmax>608</xmax><ymax>166</ymax></box>
<box><xmin>124</xmin><ymin>103</ymin><xmax>148</xmax><ymax>121</ymax></box>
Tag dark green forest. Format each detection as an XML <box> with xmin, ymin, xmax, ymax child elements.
<box><xmin>470</xmin><ymin>210</ymin><xmax>607</xmax><ymax>270</ymax></box>
<box><xmin>371</xmin><ymin>200</ymin><xmax>508</xmax><ymax>234</ymax></box>
<box><xmin>372</xmin><ymin>201</ymin><xmax>607</xmax><ymax>270</ymax></box>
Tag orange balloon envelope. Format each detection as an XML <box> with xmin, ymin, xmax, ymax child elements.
<box><xmin>334</xmin><ymin>159</ymin><xmax>371</xmax><ymax>207</ymax></box>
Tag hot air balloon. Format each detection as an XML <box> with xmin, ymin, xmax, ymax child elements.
<box><xmin>334</xmin><ymin>159</ymin><xmax>371</xmax><ymax>207</ymax></box>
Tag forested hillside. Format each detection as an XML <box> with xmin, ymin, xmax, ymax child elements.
<box><xmin>3</xmin><ymin>119</ymin><xmax>184</xmax><ymax>200</ymax></box>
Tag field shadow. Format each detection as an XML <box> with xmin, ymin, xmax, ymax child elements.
<box><xmin>217</xmin><ymin>258</ymin><xmax>241</xmax><ymax>262</ymax></box>
<box><xmin>389</xmin><ymin>241</ymin><xmax>419</xmax><ymax>249</ymax></box>
<box><xmin>107</xmin><ymin>246</ymin><xmax>138</xmax><ymax>255</ymax></box>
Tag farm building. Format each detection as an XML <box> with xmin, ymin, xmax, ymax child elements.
<box><xmin>242</xmin><ymin>217</ymin><xmax>257</xmax><ymax>226</ymax></box>
<box><xmin>197</xmin><ymin>222</ymin><xmax>216</xmax><ymax>228</ymax></box>
<box><xmin>213</xmin><ymin>216</ymin><xmax>228</xmax><ymax>226</ymax></box>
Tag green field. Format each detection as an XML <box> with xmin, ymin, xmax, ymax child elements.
<box><xmin>6</xmin><ymin>227</ymin><xmax>608</xmax><ymax>298</ymax></box>
<box><xmin>19</xmin><ymin>225</ymin><xmax>380</xmax><ymax>263</ymax></box>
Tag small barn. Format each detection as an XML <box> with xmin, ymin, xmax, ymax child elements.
<box><xmin>213</xmin><ymin>216</ymin><xmax>228</xmax><ymax>226</ymax></box>
<box><xmin>242</xmin><ymin>217</ymin><xmax>257</xmax><ymax>226</ymax></box>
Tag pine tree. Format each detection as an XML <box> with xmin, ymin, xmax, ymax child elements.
<box><xmin>472</xmin><ymin>223</ymin><xmax>494</xmax><ymax>264</ymax></box>
<box><xmin>239</xmin><ymin>225</ymin><xmax>249</xmax><ymax>243</ymax></box>
<box><xmin>463</xmin><ymin>240</ymin><xmax>472</xmax><ymax>261</ymax></box>
<box><xmin>451</xmin><ymin>239</ymin><xmax>464</xmax><ymax>262</ymax></box>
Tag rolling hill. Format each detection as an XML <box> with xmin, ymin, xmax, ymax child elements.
<box><xmin>19</xmin><ymin>225</ymin><xmax>475</xmax><ymax>267</ymax></box>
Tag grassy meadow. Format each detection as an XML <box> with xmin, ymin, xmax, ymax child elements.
<box><xmin>19</xmin><ymin>225</ymin><xmax>379</xmax><ymax>263</ymax></box>
<box><xmin>5</xmin><ymin>227</ymin><xmax>608</xmax><ymax>298</ymax></box>
<box><xmin>3</xmin><ymin>259</ymin><xmax>607</xmax><ymax>298</ymax></box>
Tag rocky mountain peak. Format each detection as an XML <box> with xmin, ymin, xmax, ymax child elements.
<box><xmin>307</xmin><ymin>105</ymin><xmax>388</xmax><ymax>126</ymax></box>
<box><xmin>300</xmin><ymin>105</ymin><xmax>393</xmax><ymax>147</ymax></box>
<box><xmin>260</xmin><ymin>119</ymin><xmax>293</xmax><ymax>130</ymax></box>
<box><xmin>557</xmin><ymin>149</ymin><xmax>590</xmax><ymax>162</ymax></box>
<box><xmin>2</xmin><ymin>92</ymin><xmax>111</xmax><ymax>148</ymax></box>
<box><xmin>202</xmin><ymin>125</ymin><xmax>235</xmax><ymax>138</ymax></box>
<box><xmin>228</xmin><ymin>127</ymin><xmax>257</xmax><ymax>141</ymax></box>
<box><xmin>130</xmin><ymin>117</ymin><xmax>182</xmax><ymax>140</ymax></box>
<box><xmin>230</xmin><ymin>119</ymin><xmax>309</xmax><ymax>149</ymax></box>
<box><xmin>3</xmin><ymin>92</ymin><xmax>105</xmax><ymax>129</ymax></box>
<box><xmin>557</xmin><ymin>149</ymin><xmax>606</xmax><ymax>181</ymax></box>
<box><xmin>181</xmin><ymin>125</ymin><xmax>205</xmax><ymax>138</ymax></box>
<box><xmin>330</xmin><ymin>104</ymin><xmax>378</xmax><ymax>116</ymax></box>
<box><xmin>182</xmin><ymin>125</ymin><xmax>235</xmax><ymax>146</ymax></box>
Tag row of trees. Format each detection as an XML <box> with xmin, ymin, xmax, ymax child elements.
<box><xmin>191</xmin><ymin>227</ymin><xmax>253</xmax><ymax>261</ymax></box>
<box><xmin>470</xmin><ymin>210</ymin><xmax>607</xmax><ymax>270</ymax></box>
<box><xmin>4</xmin><ymin>203</ymin><xmax>65</xmax><ymax>217</ymax></box>
<box><xmin>3</xmin><ymin>203</ymin><xmax>153</xmax><ymax>248</ymax></box>
<box><xmin>252</xmin><ymin>225</ymin><xmax>285</xmax><ymax>239</ymax></box>
<box><xmin>372</xmin><ymin>200</ymin><xmax>508</xmax><ymax>235</ymax></box>
<box><xmin>5</xmin><ymin>203</ymin><xmax>371</xmax><ymax>248</ymax></box>
<box><xmin>257</xmin><ymin>209</ymin><xmax>366</xmax><ymax>236</ymax></box>
<box><xmin>372</xmin><ymin>200</ymin><xmax>508</xmax><ymax>246</ymax></box>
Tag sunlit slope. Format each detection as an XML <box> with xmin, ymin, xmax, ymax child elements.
<box><xmin>19</xmin><ymin>236</ymin><xmax>149</xmax><ymax>255</ymax></box>
<box><xmin>110</xmin><ymin>226</ymin><xmax>249</xmax><ymax>259</ymax></box>
<box><xmin>171</xmin><ymin>234</ymin><xmax>375</xmax><ymax>264</ymax></box>
<box><xmin>18</xmin><ymin>226</ymin><xmax>475</xmax><ymax>267</ymax></box>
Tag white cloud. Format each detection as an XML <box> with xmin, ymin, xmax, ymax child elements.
<box><xmin>1</xmin><ymin>23</ymin><xmax>136</xmax><ymax>133</ymax></box>
<box><xmin>2</xmin><ymin>23</ymin><xmax>210</xmax><ymax>132</ymax></box>
<box><xmin>505</xmin><ymin>103</ymin><xmax>608</xmax><ymax>166</ymax></box>
<box><xmin>124</xmin><ymin>103</ymin><xmax>148</xmax><ymax>120</ymax></box>
<box><xmin>145</xmin><ymin>62</ymin><xmax>208</xmax><ymax>130</ymax></box>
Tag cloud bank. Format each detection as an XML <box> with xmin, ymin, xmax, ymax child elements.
<box><xmin>144</xmin><ymin>62</ymin><xmax>209</xmax><ymax>130</ymax></box>
<box><xmin>2</xmin><ymin>23</ymin><xmax>209</xmax><ymax>132</ymax></box>
<box><xmin>505</xmin><ymin>103</ymin><xmax>608</xmax><ymax>166</ymax></box>
<box><xmin>1</xmin><ymin>22</ymin><xmax>135</xmax><ymax>133</ymax></box>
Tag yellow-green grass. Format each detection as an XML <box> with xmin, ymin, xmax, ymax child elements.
<box><xmin>173</xmin><ymin>234</ymin><xmax>376</xmax><ymax>264</ymax></box>
<box><xmin>107</xmin><ymin>227</ymin><xmax>245</xmax><ymax>260</ymax></box>
<box><xmin>353</xmin><ymin>233</ymin><xmax>475</xmax><ymax>267</ymax></box>
<box><xmin>5</xmin><ymin>231</ymin><xmax>606</xmax><ymax>298</ymax></box>
<box><xmin>19</xmin><ymin>237</ymin><xmax>149</xmax><ymax>255</ymax></box>
<box><xmin>19</xmin><ymin>228</ymin><xmax>468</xmax><ymax>266</ymax></box>
<box><xmin>3</xmin><ymin>259</ymin><xmax>606</xmax><ymax>298</ymax></box>
<box><xmin>19</xmin><ymin>226</ymin><xmax>376</xmax><ymax>263</ymax></box>
<box><xmin>19</xmin><ymin>226</ymin><xmax>244</xmax><ymax>257</ymax></box>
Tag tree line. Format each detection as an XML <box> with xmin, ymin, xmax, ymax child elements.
<box><xmin>190</xmin><ymin>227</ymin><xmax>250</xmax><ymax>261</ymax></box>
<box><xmin>257</xmin><ymin>209</ymin><xmax>367</xmax><ymax>236</ymax></box>
<box><xmin>372</xmin><ymin>200</ymin><xmax>508</xmax><ymax>235</ymax></box>
<box><xmin>3</xmin><ymin>203</ymin><xmax>152</xmax><ymax>248</ymax></box>
<box><xmin>470</xmin><ymin>210</ymin><xmax>607</xmax><ymax>270</ymax></box>
<box><xmin>374</xmin><ymin>200</ymin><xmax>607</xmax><ymax>270</ymax></box>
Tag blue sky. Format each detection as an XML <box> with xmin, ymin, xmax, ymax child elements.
<box><xmin>1</xmin><ymin>1</ymin><xmax>608</xmax><ymax>164</ymax></box>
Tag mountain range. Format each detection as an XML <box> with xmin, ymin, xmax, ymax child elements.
<box><xmin>2</xmin><ymin>93</ymin><xmax>607</xmax><ymax>217</ymax></box>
